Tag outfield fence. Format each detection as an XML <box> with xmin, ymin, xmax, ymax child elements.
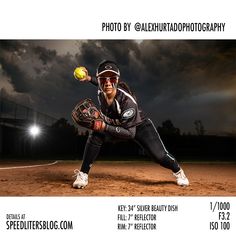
<box><xmin>0</xmin><ymin>96</ymin><xmax>57</xmax><ymax>127</ymax></box>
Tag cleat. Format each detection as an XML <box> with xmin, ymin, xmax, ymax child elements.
<box><xmin>173</xmin><ymin>169</ymin><xmax>189</xmax><ymax>187</ymax></box>
<box><xmin>73</xmin><ymin>170</ymin><xmax>88</xmax><ymax>189</ymax></box>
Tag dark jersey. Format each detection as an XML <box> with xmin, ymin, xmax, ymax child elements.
<box><xmin>90</xmin><ymin>77</ymin><xmax>146</xmax><ymax>139</ymax></box>
<box><xmin>98</xmin><ymin>87</ymin><xmax>145</xmax><ymax>128</ymax></box>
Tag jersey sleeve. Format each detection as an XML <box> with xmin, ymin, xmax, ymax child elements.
<box><xmin>90</xmin><ymin>76</ymin><xmax>98</xmax><ymax>86</ymax></box>
<box><xmin>119</xmin><ymin>97</ymin><xmax>142</xmax><ymax>129</ymax></box>
<box><xmin>103</xmin><ymin>98</ymin><xmax>141</xmax><ymax>139</ymax></box>
<box><xmin>105</xmin><ymin>125</ymin><xmax>136</xmax><ymax>139</ymax></box>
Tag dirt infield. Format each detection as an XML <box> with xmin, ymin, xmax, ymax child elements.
<box><xmin>0</xmin><ymin>161</ymin><xmax>235</xmax><ymax>196</ymax></box>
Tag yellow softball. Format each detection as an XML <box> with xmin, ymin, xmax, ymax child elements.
<box><xmin>74</xmin><ymin>66</ymin><xmax>87</xmax><ymax>80</ymax></box>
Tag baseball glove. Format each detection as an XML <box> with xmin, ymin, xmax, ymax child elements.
<box><xmin>72</xmin><ymin>98</ymin><xmax>104</xmax><ymax>130</ymax></box>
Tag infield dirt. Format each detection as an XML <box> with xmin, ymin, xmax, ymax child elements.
<box><xmin>0</xmin><ymin>161</ymin><xmax>235</xmax><ymax>196</ymax></box>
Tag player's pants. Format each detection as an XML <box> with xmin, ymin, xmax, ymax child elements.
<box><xmin>80</xmin><ymin>118</ymin><xmax>180</xmax><ymax>174</ymax></box>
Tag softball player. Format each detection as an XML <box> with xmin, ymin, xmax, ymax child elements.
<box><xmin>73</xmin><ymin>60</ymin><xmax>189</xmax><ymax>188</ymax></box>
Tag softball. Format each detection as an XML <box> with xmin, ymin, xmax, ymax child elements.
<box><xmin>74</xmin><ymin>66</ymin><xmax>87</xmax><ymax>80</ymax></box>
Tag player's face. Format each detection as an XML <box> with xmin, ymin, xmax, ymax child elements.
<box><xmin>98</xmin><ymin>72</ymin><xmax>119</xmax><ymax>95</ymax></box>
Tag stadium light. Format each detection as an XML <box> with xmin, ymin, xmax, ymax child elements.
<box><xmin>28</xmin><ymin>125</ymin><xmax>41</xmax><ymax>138</ymax></box>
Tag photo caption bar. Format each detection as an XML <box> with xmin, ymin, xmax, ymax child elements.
<box><xmin>0</xmin><ymin>197</ymin><xmax>235</xmax><ymax>235</ymax></box>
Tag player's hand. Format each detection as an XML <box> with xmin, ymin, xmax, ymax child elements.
<box><xmin>79</xmin><ymin>68</ymin><xmax>91</xmax><ymax>82</ymax></box>
<box><xmin>93</xmin><ymin>120</ymin><xmax>106</xmax><ymax>132</ymax></box>
<box><xmin>74</xmin><ymin>67</ymin><xmax>91</xmax><ymax>82</ymax></box>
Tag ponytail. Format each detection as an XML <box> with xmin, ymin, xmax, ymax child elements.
<box><xmin>118</xmin><ymin>81</ymin><xmax>137</xmax><ymax>101</ymax></box>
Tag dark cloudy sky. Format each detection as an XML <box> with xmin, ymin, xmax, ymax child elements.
<box><xmin>0</xmin><ymin>40</ymin><xmax>235</xmax><ymax>135</ymax></box>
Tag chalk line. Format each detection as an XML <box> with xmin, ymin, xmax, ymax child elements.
<box><xmin>0</xmin><ymin>160</ymin><xmax>59</xmax><ymax>170</ymax></box>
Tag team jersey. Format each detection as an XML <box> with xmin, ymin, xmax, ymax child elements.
<box><xmin>98</xmin><ymin>86</ymin><xmax>146</xmax><ymax>128</ymax></box>
<box><xmin>90</xmin><ymin>77</ymin><xmax>146</xmax><ymax>138</ymax></box>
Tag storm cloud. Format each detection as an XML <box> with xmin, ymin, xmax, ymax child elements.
<box><xmin>0</xmin><ymin>40</ymin><xmax>235</xmax><ymax>135</ymax></box>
